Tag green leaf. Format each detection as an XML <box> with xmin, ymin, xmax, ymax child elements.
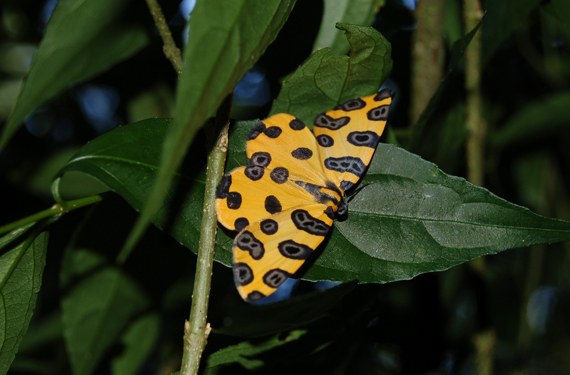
<box><xmin>302</xmin><ymin>143</ymin><xmax>570</xmax><ymax>283</ymax></box>
<box><xmin>0</xmin><ymin>0</ymin><xmax>149</xmax><ymax>152</ymax></box>
<box><xmin>57</xmin><ymin>117</ymin><xmax>570</xmax><ymax>287</ymax></box>
<box><xmin>61</xmin><ymin>249</ymin><xmax>150</xmax><ymax>375</ymax></box>
<box><xmin>204</xmin><ymin>330</ymin><xmax>306</xmax><ymax>372</ymax></box>
<box><xmin>407</xmin><ymin>20</ymin><xmax>481</xmax><ymax>152</ymax></box>
<box><xmin>215</xmin><ymin>281</ymin><xmax>356</xmax><ymax>338</ymax></box>
<box><xmin>124</xmin><ymin>0</ymin><xmax>297</xmax><ymax>261</ymax></box>
<box><xmin>0</xmin><ymin>223</ymin><xmax>35</xmax><ymax>251</ymax></box>
<box><xmin>270</xmin><ymin>23</ymin><xmax>392</xmax><ymax>125</ymax></box>
<box><xmin>112</xmin><ymin>313</ymin><xmax>160</xmax><ymax>375</ymax></box>
<box><xmin>0</xmin><ymin>231</ymin><xmax>48</xmax><ymax>375</ymax></box>
<box><xmin>481</xmin><ymin>0</ymin><xmax>541</xmax><ymax>65</ymax></box>
<box><xmin>491</xmin><ymin>91</ymin><xmax>570</xmax><ymax>149</ymax></box>
<box><xmin>312</xmin><ymin>0</ymin><xmax>384</xmax><ymax>55</ymax></box>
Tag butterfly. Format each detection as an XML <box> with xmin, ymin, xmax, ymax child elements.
<box><xmin>215</xmin><ymin>89</ymin><xmax>392</xmax><ymax>302</ymax></box>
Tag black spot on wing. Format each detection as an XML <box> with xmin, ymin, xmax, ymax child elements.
<box><xmin>291</xmin><ymin>147</ymin><xmax>313</xmax><ymax>160</ymax></box>
<box><xmin>247</xmin><ymin>122</ymin><xmax>266</xmax><ymax>140</ymax></box>
<box><xmin>226</xmin><ymin>192</ymin><xmax>242</xmax><ymax>209</ymax></box>
<box><xmin>263</xmin><ymin>269</ymin><xmax>290</xmax><ymax>288</ymax></box>
<box><xmin>367</xmin><ymin>105</ymin><xmax>390</xmax><ymax>121</ymax></box>
<box><xmin>216</xmin><ymin>174</ymin><xmax>232</xmax><ymax>199</ymax></box>
<box><xmin>246</xmin><ymin>291</ymin><xmax>265</xmax><ymax>302</ymax></box>
<box><xmin>334</xmin><ymin>98</ymin><xmax>366</xmax><ymax>111</ymax></box>
<box><xmin>347</xmin><ymin>131</ymin><xmax>380</xmax><ymax>148</ymax></box>
<box><xmin>374</xmin><ymin>88</ymin><xmax>391</xmax><ymax>101</ymax></box>
<box><xmin>260</xmin><ymin>219</ymin><xmax>278</xmax><ymax>235</ymax></box>
<box><xmin>278</xmin><ymin>240</ymin><xmax>313</xmax><ymax>259</ymax></box>
<box><xmin>235</xmin><ymin>231</ymin><xmax>265</xmax><ymax>260</ymax></box>
<box><xmin>264</xmin><ymin>126</ymin><xmax>282</xmax><ymax>138</ymax></box>
<box><xmin>314</xmin><ymin>114</ymin><xmax>351</xmax><ymax>130</ymax></box>
<box><xmin>265</xmin><ymin>195</ymin><xmax>282</xmax><ymax>214</ymax></box>
<box><xmin>250</xmin><ymin>152</ymin><xmax>271</xmax><ymax>167</ymax></box>
<box><xmin>339</xmin><ymin>180</ymin><xmax>354</xmax><ymax>191</ymax></box>
<box><xmin>234</xmin><ymin>217</ymin><xmax>249</xmax><ymax>231</ymax></box>
<box><xmin>291</xmin><ymin>209</ymin><xmax>330</xmax><ymax>236</ymax></box>
<box><xmin>324</xmin><ymin>157</ymin><xmax>366</xmax><ymax>177</ymax></box>
<box><xmin>234</xmin><ymin>262</ymin><xmax>254</xmax><ymax>286</ymax></box>
<box><xmin>289</xmin><ymin>118</ymin><xmax>306</xmax><ymax>130</ymax></box>
<box><xmin>270</xmin><ymin>167</ymin><xmax>289</xmax><ymax>184</ymax></box>
<box><xmin>316</xmin><ymin>134</ymin><xmax>334</xmax><ymax>147</ymax></box>
<box><xmin>324</xmin><ymin>206</ymin><xmax>335</xmax><ymax>220</ymax></box>
<box><xmin>244</xmin><ymin>165</ymin><xmax>264</xmax><ymax>181</ymax></box>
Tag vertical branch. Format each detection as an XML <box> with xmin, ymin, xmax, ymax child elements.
<box><xmin>410</xmin><ymin>0</ymin><xmax>444</xmax><ymax>126</ymax></box>
<box><xmin>464</xmin><ymin>0</ymin><xmax>486</xmax><ymax>186</ymax></box>
<box><xmin>145</xmin><ymin>0</ymin><xmax>184</xmax><ymax>75</ymax></box>
<box><xmin>180</xmin><ymin>95</ymin><xmax>232</xmax><ymax>375</ymax></box>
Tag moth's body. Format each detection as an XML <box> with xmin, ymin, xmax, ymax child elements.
<box><xmin>216</xmin><ymin>89</ymin><xmax>392</xmax><ymax>302</ymax></box>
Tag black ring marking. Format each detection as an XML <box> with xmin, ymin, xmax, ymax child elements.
<box><xmin>226</xmin><ymin>192</ymin><xmax>242</xmax><ymax>209</ymax></box>
<box><xmin>374</xmin><ymin>88</ymin><xmax>391</xmax><ymax>101</ymax></box>
<box><xmin>263</xmin><ymin>269</ymin><xmax>291</xmax><ymax>288</ymax></box>
<box><xmin>234</xmin><ymin>217</ymin><xmax>249</xmax><ymax>231</ymax></box>
<box><xmin>316</xmin><ymin>134</ymin><xmax>334</xmax><ymax>147</ymax></box>
<box><xmin>270</xmin><ymin>167</ymin><xmax>289</xmax><ymax>184</ymax></box>
<box><xmin>289</xmin><ymin>118</ymin><xmax>306</xmax><ymax>130</ymax></box>
<box><xmin>264</xmin><ymin>126</ymin><xmax>282</xmax><ymax>138</ymax></box>
<box><xmin>234</xmin><ymin>262</ymin><xmax>254</xmax><ymax>286</ymax></box>
<box><xmin>265</xmin><ymin>195</ymin><xmax>282</xmax><ymax>214</ymax></box>
<box><xmin>324</xmin><ymin>156</ymin><xmax>366</xmax><ymax>177</ymax></box>
<box><xmin>244</xmin><ymin>165</ymin><xmax>264</xmax><ymax>181</ymax></box>
<box><xmin>216</xmin><ymin>174</ymin><xmax>232</xmax><ymax>199</ymax></box>
<box><xmin>260</xmin><ymin>219</ymin><xmax>278</xmax><ymax>235</ymax></box>
<box><xmin>235</xmin><ymin>231</ymin><xmax>265</xmax><ymax>260</ymax></box>
<box><xmin>246</xmin><ymin>291</ymin><xmax>265</xmax><ymax>302</ymax></box>
<box><xmin>291</xmin><ymin>209</ymin><xmax>330</xmax><ymax>236</ymax></box>
<box><xmin>250</xmin><ymin>152</ymin><xmax>271</xmax><ymax>167</ymax></box>
<box><xmin>278</xmin><ymin>240</ymin><xmax>313</xmax><ymax>260</ymax></box>
<box><xmin>314</xmin><ymin>114</ymin><xmax>351</xmax><ymax>130</ymax></box>
<box><xmin>347</xmin><ymin>131</ymin><xmax>380</xmax><ymax>148</ymax></box>
<box><xmin>367</xmin><ymin>105</ymin><xmax>390</xmax><ymax>121</ymax></box>
<box><xmin>247</xmin><ymin>122</ymin><xmax>266</xmax><ymax>140</ymax></box>
<box><xmin>334</xmin><ymin>98</ymin><xmax>366</xmax><ymax>111</ymax></box>
<box><xmin>291</xmin><ymin>147</ymin><xmax>313</xmax><ymax>160</ymax></box>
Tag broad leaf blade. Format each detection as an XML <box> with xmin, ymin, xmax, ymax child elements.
<box><xmin>0</xmin><ymin>231</ymin><xmax>48</xmax><ymax>375</ymax></box>
<box><xmin>112</xmin><ymin>313</ymin><xmax>160</xmax><ymax>375</ymax></box>
<box><xmin>125</xmin><ymin>0</ymin><xmax>297</xmax><ymax>261</ymax></box>
<box><xmin>0</xmin><ymin>0</ymin><xmax>149</xmax><ymax>151</ymax></box>
<box><xmin>61</xmin><ymin>250</ymin><xmax>150</xmax><ymax>375</ymax></box>
<box><xmin>271</xmin><ymin>23</ymin><xmax>392</xmax><ymax>124</ymax></box>
<box><xmin>313</xmin><ymin>0</ymin><xmax>384</xmax><ymax>55</ymax></box>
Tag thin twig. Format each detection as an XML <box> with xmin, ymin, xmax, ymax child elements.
<box><xmin>464</xmin><ymin>0</ymin><xmax>486</xmax><ymax>186</ymax></box>
<box><xmin>145</xmin><ymin>0</ymin><xmax>184</xmax><ymax>75</ymax></box>
<box><xmin>410</xmin><ymin>0</ymin><xmax>444</xmax><ymax>126</ymax></box>
<box><xmin>180</xmin><ymin>94</ymin><xmax>232</xmax><ymax>375</ymax></box>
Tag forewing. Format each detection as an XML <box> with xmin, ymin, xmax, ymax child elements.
<box><xmin>232</xmin><ymin>204</ymin><xmax>334</xmax><ymax>302</ymax></box>
<box><xmin>313</xmin><ymin>89</ymin><xmax>392</xmax><ymax>191</ymax></box>
<box><xmin>246</xmin><ymin>113</ymin><xmax>329</xmax><ymax>187</ymax></box>
<box><xmin>215</xmin><ymin>165</ymin><xmax>316</xmax><ymax>231</ymax></box>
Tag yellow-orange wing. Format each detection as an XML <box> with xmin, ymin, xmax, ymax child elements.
<box><xmin>313</xmin><ymin>89</ymin><xmax>392</xmax><ymax>191</ymax></box>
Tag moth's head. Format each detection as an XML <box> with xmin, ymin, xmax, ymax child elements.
<box><xmin>336</xmin><ymin>196</ymin><xmax>348</xmax><ymax>216</ymax></box>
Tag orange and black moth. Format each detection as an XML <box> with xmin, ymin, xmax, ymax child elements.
<box><xmin>215</xmin><ymin>89</ymin><xmax>392</xmax><ymax>302</ymax></box>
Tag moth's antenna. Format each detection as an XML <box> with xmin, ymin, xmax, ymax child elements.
<box><xmin>347</xmin><ymin>181</ymin><xmax>375</xmax><ymax>203</ymax></box>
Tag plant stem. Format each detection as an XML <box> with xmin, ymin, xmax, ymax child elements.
<box><xmin>410</xmin><ymin>0</ymin><xmax>444</xmax><ymax>126</ymax></box>
<box><xmin>145</xmin><ymin>0</ymin><xmax>184</xmax><ymax>75</ymax></box>
<box><xmin>180</xmin><ymin>94</ymin><xmax>232</xmax><ymax>375</ymax></box>
<box><xmin>0</xmin><ymin>194</ymin><xmax>104</xmax><ymax>236</ymax></box>
<box><xmin>464</xmin><ymin>0</ymin><xmax>486</xmax><ymax>187</ymax></box>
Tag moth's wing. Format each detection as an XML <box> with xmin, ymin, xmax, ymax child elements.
<box><xmin>215</xmin><ymin>165</ymin><xmax>317</xmax><ymax>231</ymax></box>
<box><xmin>246</xmin><ymin>113</ymin><xmax>329</xmax><ymax>187</ymax></box>
<box><xmin>232</xmin><ymin>204</ymin><xmax>334</xmax><ymax>302</ymax></box>
<box><xmin>313</xmin><ymin>89</ymin><xmax>392</xmax><ymax>191</ymax></box>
